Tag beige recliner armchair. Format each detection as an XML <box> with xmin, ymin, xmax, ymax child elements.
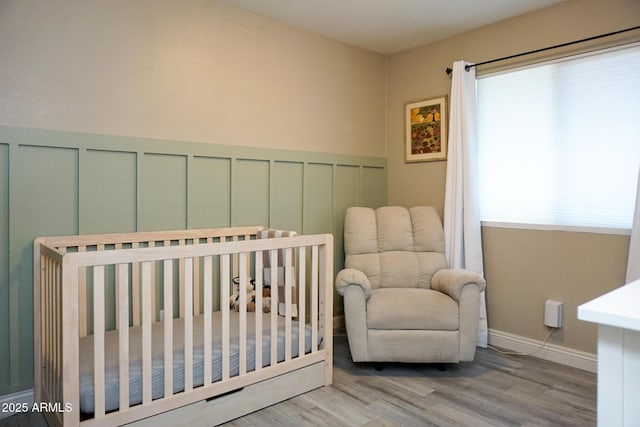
<box><xmin>335</xmin><ymin>206</ymin><xmax>486</xmax><ymax>363</ymax></box>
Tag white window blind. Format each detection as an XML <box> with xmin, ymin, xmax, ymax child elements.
<box><xmin>477</xmin><ymin>44</ymin><xmax>640</xmax><ymax>230</ymax></box>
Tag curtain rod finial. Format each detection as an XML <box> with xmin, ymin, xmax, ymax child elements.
<box><xmin>445</xmin><ymin>67</ymin><xmax>453</xmax><ymax>75</ymax></box>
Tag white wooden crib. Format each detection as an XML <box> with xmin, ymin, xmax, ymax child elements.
<box><xmin>34</xmin><ymin>226</ymin><xmax>333</xmax><ymax>426</ymax></box>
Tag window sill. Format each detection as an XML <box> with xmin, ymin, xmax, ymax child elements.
<box><xmin>480</xmin><ymin>221</ymin><xmax>631</xmax><ymax>236</ymax></box>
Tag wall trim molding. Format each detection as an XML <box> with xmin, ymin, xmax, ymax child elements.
<box><xmin>0</xmin><ymin>388</ymin><xmax>34</xmax><ymax>420</ymax></box>
<box><xmin>488</xmin><ymin>328</ymin><xmax>597</xmax><ymax>373</ymax></box>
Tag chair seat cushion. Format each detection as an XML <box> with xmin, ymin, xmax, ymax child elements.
<box><xmin>366</xmin><ymin>288</ymin><xmax>459</xmax><ymax>330</ymax></box>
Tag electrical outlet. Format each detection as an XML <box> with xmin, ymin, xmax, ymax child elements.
<box><xmin>544</xmin><ymin>300</ymin><xmax>563</xmax><ymax>328</ymax></box>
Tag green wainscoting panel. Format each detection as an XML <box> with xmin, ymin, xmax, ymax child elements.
<box><xmin>189</xmin><ymin>156</ymin><xmax>231</xmax><ymax>228</ymax></box>
<box><xmin>0</xmin><ymin>144</ymin><xmax>9</xmax><ymax>388</ymax></box>
<box><xmin>142</xmin><ymin>153</ymin><xmax>188</xmax><ymax>231</ymax></box>
<box><xmin>10</xmin><ymin>145</ymin><xmax>78</xmax><ymax>390</ymax></box>
<box><xmin>0</xmin><ymin>125</ymin><xmax>386</xmax><ymax>395</ymax></box>
<box><xmin>271</xmin><ymin>161</ymin><xmax>304</xmax><ymax>232</ymax></box>
<box><xmin>303</xmin><ymin>163</ymin><xmax>333</xmax><ymax>235</ymax></box>
<box><xmin>80</xmin><ymin>149</ymin><xmax>137</xmax><ymax>234</ymax></box>
<box><xmin>234</xmin><ymin>159</ymin><xmax>270</xmax><ymax>227</ymax></box>
<box><xmin>361</xmin><ymin>166</ymin><xmax>387</xmax><ymax>209</ymax></box>
<box><xmin>333</xmin><ymin>165</ymin><xmax>362</xmax><ymax>310</ymax></box>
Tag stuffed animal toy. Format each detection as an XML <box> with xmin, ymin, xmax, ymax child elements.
<box><xmin>230</xmin><ymin>278</ymin><xmax>256</xmax><ymax>312</ymax></box>
<box><xmin>229</xmin><ymin>278</ymin><xmax>273</xmax><ymax>313</ymax></box>
<box><xmin>261</xmin><ymin>286</ymin><xmax>271</xmax><ymax>313</ymax></box>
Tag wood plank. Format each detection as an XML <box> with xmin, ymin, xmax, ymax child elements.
<box><xmin>203</xmin><ymin>256</ymin><xmax>213</xmax><ymax>385</ymax></box>
<box><xmin>254</xmin><ymin>253</ymin><xmax>263</xmax><ymax>372</ymax></box>
<box><xmin>184</xmin><ymin>257</ymin><xmax>193</xmax><ymax>392</ymax></box>
<box><xmin>297</xmin><ymin>246</ymin><xmax>306</xmax><ymax>358</ymax></box>
<box><xmin>93</xmin><ymin>265</ymin><xmax>106</xmax><ymax>418</ymax></box>
<box><xmin>163</xmin><ymin>259</ymin><xmax>173</xmax><ymax>398</ymax></box>
<box><xmin>238</xmin><ymin>253</ymin><xmax>247</xmax><ymax>376</ymax></box>
<box><xmin>78</xmin><ymin>246</ymin><xmax>87</xmax><ymax>338</ymax></box>
<box><xmin>221</xmin><ymin>254</ymin><xmax>230</xmax><ymax>381</ymax></box>
<box><xmin>311</xmin><ymin>245</ymin><xmax>318</xmax><ymax>352</ymax></box>
<box><xmin>319</xmin><ymin>240</ymin><xmax>333</xmax><ymax>386</ymax></box>
<box><xmin>284</xmin><ymin>248</ymin><xmax>292</xmax><ymax>362</ymax></box>
<box><xmin>63</xmin><ymin>234</ymin><xmax>332</xmax><ymax>267</ymax></box>
<box><xmin>132</xmin><ymin>243</ymin><xmax>141</xmax><ymax>327</ymax></box>
<box><xmin>141</xmin><ymin>261</ymin><xmax>152</xmax><ymax>404</ymax></box>
<box><xmin>269</xmin><ymin>249</ymin><xmax>278</xmax><ymax>367</ymax></box>
<box><xmin>61</xmin><ymin>256</ymin><xmax>80</xmax><ymax>426</ymax></box>
<box><xmin>117</xmin><ymin>263</ymin><xmax>130</xmax><ymax>410</ymax></box>
<box><xmin>126</xmin><ymin>362</ymin><xmax>326</xmax><ymax>427</ymax></box>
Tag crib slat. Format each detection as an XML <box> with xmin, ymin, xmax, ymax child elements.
<box><xmin>54</xmin><ymin>258</ymin><xmax>60</xmax><ymax>399</ymax></box>
<box><xmin>319</xmin><ymin>239</ymin><xmax>333</xmax><ymax>386</ymax></box>
<box><xmin>114</xmin><ymin>243</ymin><xmax>123</xmax><ymax>330</ymax></box>
<box><xmin>78</xmin><ymin>246</ymin><xmax>88</xmax><ymax>337</ymax></box>
<box><xmin>269</xmin><ymin>249</ymin><xmax>278</xmax><ymax>367</ymax></box>
<box><xmin>44</xmin><ymin>257</ymin><xmax>51</xmax><ymax>401</ymax></box>
<box><xmin>163</xmin><ymin>260</ymin><xmax>173</xmax><ymax>398</ymax></box>
<box><xmin>40</xmin><ymin>258</ymin><xmax>50</xmax><ymax>402</ymax></box>
<box><xmin>56</xmin><ymin>260</ymin><xmax>63</xmax><ymax>404</ymax></box>
<box><xmin>239</xmin><ymin>253</ymin><xmax>247</xmax><ymax>376</ymax></box>
<box><xmin>132</xmin><ymin>242</ymin><xmax>141</xmax><ymax>326</ymax></box>
<box><xmin>193</xmin><ymin>253</ymin><xmax>201</xmax><ymax>315</ymax></box>
<box><xmin>179</xmin><ymin>243</ymin><xmax>185</xmax><ymax>318</ymax></box>
<box><xmin>141</xmin><ymin>261</ymin><xmax>152</xmax><ymax>404</ymax></box>
<box><xmin>254</xmin><ymin>253</ymin><xmax>263</xmax><ymax>372</ymax></box>
<box><xmin>43</xmin><ymin>257</ymin><xmax>51</xmax><ymax>396</ymax></box>
<box><xmin>298</xmin><ymin>246</ymin><xmax>306</xmax><ymax>358</ymax></box>
<box><xmin>184</xmin><ymin>257</ymin><xmax>194</xmax><ymax>392</ymax></box>
<box><xmin>61</xmin><ymin>255</ymin><xmax>80</xmax><ymax>426</ymax></box>
<box><xmin>203</xmin><ymin>256</ymin><xmax>213</xmax><ymax>385</ymax></box>
<box><xmin>93</xmin><ymin>265</ymin><xmax>106</xmax><ymax>418</ymax></box>
<box><xmin>42</xmin><ymin>259</ymin><xmax>55</xmax><ymax>402</ymax></box>
<box><xmin>311</xmin><ymin>245</ymin><xmax>319</xmax><ymax>351</ymax></box>
<box><xmin>284</xmin><ymin>248</ymin><xmax>292</xmax><ymax>362</ymax></box>
<box><xmin>117</xmin><ymin>263</ymin><xmax>130</xmax><ymax>410</ymax></box>
<box><xmin>221</xmin><ymin>254</ymin><xmax>230</xmax><ymax>381</ymax></box>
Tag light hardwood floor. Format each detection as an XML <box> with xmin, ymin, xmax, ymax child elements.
<box><xmin>0</xmin><ymin>335</ymin><xmax>596</xmax><ymax>427</ymax></box>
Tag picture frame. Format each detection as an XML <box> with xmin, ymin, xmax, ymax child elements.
<box><xmin>405</xmin><ymin>96</ymin><xmax>448</xmax><ymax>162</ymax></box>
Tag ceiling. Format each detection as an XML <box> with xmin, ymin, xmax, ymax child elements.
<box><xmin>220</xmin><ymin>0</ymin><xmax>565</xmax><ymax>54</ymax></box>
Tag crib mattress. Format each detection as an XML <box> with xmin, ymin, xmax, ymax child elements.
<box><xmin>78</xmin><ymin>311</ymin><xmax>315</xmax><ymax>413</ymax></box>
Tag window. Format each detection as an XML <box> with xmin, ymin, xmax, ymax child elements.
<box><xmin>477</xmin><ymin>44</ymin><xmax>640</xmax><ymax>230</ymax></box>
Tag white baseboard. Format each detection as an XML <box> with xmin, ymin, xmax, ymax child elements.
<box><xmin>0</xmin><ymin>388</ymin><xmax>34</xmax><ymax>420</ymax></box>
<box><xmin>488</xmin><ymin>329</ymin><xmax>597</xmax><ymax>373</ymax></box>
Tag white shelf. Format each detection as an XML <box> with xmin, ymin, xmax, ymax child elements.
<box><xmin>577</xmin><ymin>279</ymin><xmax>640</xmax><ymax>331</ymax></box>
<box><xmin>577</xmin><ymin>279</ymin><xmax>640</xmax><ymax>426</ymax></box>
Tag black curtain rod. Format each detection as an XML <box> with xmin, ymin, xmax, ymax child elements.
<box><xmin>445</xmin><ymin>25</ymin><xmax>640</xmax><ymax>75</ymax></box>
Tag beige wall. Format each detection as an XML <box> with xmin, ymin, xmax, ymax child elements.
<box><xmin>386</xmin><ymin>0</ymin><xmax>640</xmax><ymax>353</ymax></box>
<box><xmin>0</xmin><ymin>0</ymin><xmax>386</xmax><ymax>157</ymax></box>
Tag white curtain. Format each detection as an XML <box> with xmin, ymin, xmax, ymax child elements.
<box><xmin>626</xmin><ymin>170</ymin><xmax>640</xmax><ymax>283</ymax></box>
<box><xmin>443</xmin><ymin>60</ymin><xmax>488</xmax><ymax>347</ymax></box>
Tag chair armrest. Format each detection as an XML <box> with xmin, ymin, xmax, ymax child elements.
<box><xmin>335</xmin><ymin>268</ymin><xmax>372</xmax><ymax>299</ymax></box>
<box><xmin>432</xmin><ymin>268</ymin><xmax>486</xmax><ymax>301</ymax></box>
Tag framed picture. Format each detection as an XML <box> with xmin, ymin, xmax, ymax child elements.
<box><xmin>405</xmin><ymin>96</ymin><xmax>447</xmax><ymax>162</ymax></box>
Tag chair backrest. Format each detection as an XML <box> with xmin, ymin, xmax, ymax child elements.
<box><xmin>343</xmin><ymin>206</ymin><xmax>448</xmax><ymax>289</ymax></box>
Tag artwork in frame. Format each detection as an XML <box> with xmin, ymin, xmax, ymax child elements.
<box><xmin>405</xmin><ymin>96</ymin><xmax>448</xmax><ymax>162</ymax></box>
